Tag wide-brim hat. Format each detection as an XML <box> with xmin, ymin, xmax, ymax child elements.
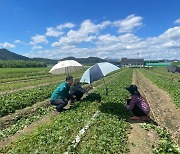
<box><xmin>125</xmin><ymin>84</ymin><xmax>138</xmax><ymax>93</ymax></box>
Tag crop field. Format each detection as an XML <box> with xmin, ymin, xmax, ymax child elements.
<box><xmin>0</xmin><ymin>67</ymin><xmax>179</xmax><ymax>153</ymax></box>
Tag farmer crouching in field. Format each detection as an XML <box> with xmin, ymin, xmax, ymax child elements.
<box><xmin>50</xmin><ymin>76</ymin><xmax>75</xmax><ymax>112</ymax></box>
<box><xmin>70</xmin><ymin>78</ymin><xmax>88</xmax><ymax>106</ymax></box>
<box><xmin>125</xmin><ymin>85</ymin><xmax>151</xmax><ymax>121</ymax></box>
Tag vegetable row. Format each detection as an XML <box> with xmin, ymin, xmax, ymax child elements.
<box><xmin>140</xmin><ymin>69</ymin><xmax>180</xmax><ymax>107</ymax></box>
<box><xmin>0</xmin><ymin>69</ymin><xmax>132</xmax><ymax>153</ymax></box>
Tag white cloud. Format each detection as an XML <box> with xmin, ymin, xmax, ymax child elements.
<box><xmin>24</xmin><ymin>17</ymin><xmax>180</xmax><ymax>60</ymax></box>
<box><xmin>32</xmin><ymin>45</ymin><xmax>43</xmax><ymax>50</ymax></box>
<box><xmin>97</xmin><ymin>33</ymin><xmax>141</xmax><ymax>45</ymax></box>
<box><xmin>45</xmin><ymin>22</ymin><xmax>75</xmax><ymax>38</ymax></box>
<box><xmin>174</xmin><ymin>19</ymin><xmax>180</xmax><ymax>24</ymax></box>
<box><xmin>0</xmin><ymin>42</ymin><xmax>16</xmax><ymax>48</ymax></box>
<box><xmin>53</xmin><ymin>19</ymin><xmax>110</xmax><ymax>46</ymax></box>
<box><xmin>113</xmin><ymin>14</ymin><xmax>143</xmax><ymax>33</ymax></box>
<box><xmin>45</xmin><ymin>27</ymin><xmax>63</xmax><ymax>37</ymax></box>
<box><xmin>51</xmin><ymin>42</ymin><xmax>60</xmax><ymax>47</ymax></box>
<box><xmin>14</xmin><ymin>40</ymin><xmax>22</xmax><ymax>44</ymax></box>
<box><xmin>160</xmin><ymin>26</ymin><xmax>180</xmax><ymax>40</ymax></box>
<box><xmin>52</xmin><ymin>16</ymin><xmax>143</xmax><ymax>47</ymax></box>
<box><xmin>56</xmin><ymin>22</ymin><xmax>75</xmax><ymax>30</ymax></box>
<box><xmin>31</xmin><ymin>35</ymin><xmax>48</xmax><ymax>44</ymax></box>
<box><xmin>97</xmin><ymin>21</ymin><xmax>111</xmax><ymax>29</ymax></box>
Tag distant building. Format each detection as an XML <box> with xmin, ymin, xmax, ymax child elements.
<box><xmin>145</xmin><ymin>62</ymin><xmax>171</xmax><ymax>67</ymax></box>
<box><xmin>121</xmin><ymin>58</ymin><xmax>144</xmax><ymax>67</ymax></box>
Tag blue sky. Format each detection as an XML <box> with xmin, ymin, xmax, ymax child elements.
<box><xmin>0</xmin><ymin>0</ymin><xmax>180</xmax><ymax>60</ymax></box>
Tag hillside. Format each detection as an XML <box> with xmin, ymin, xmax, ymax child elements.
<box><xmin>0</xmin><ymin>49</ymin><xmax>30</xmax><ymax>60</ymax></box>
<box><xmin>61</xmin><ymin>56</ymin><xmax>106</xmax><ymax>64</ymax></box>
<box><xmin>32</xmin><ymin>58</ymin><xmax>58</xmax><ymax>65</ymax></box>
<box><xmin>0</xmin><ymin>48</ymin><xmax>119</xmax><ymax>65</ymax></box>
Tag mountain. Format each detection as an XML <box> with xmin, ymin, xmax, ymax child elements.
<box><xmin>0</xmin><ymin>48</ymin><xmax>30</xmax><ymax>60</ymax></box>
<box><xmin>61</xmin><ymin>56</ymin><xmax>106</xmax><ymax>64</ymax></box>
<box><xmin>105</xmin><ymin>58</ymin><xmax>120</xmax><ymax>62</ymax></box>
<box><xmin>32</xmin><ymin>58</ymin><xmax>58</xmax><ymax>65</ymax></box>
<box><xmin>0</xmin><ymin>48</ymin><xmax>119</xmax><ymax>65</ymax></box>
<box><xmin>0</xmin><ymin>49</ymin><xmax>58</xmax><ymax>64</ymax></box>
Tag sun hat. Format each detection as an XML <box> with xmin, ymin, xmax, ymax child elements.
<box><xmin>125</xmin><ymin>84</ymin><xmax>138</xmax><ymax>93</ymax></box>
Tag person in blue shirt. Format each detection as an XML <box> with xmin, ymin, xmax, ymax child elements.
<box><xmin>50</xmin><ymin>76</ymin><xmax>74</xmax><ymax>112</ymax></box>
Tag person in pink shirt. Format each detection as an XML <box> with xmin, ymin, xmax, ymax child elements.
<box><xmin>125</xmin><ymin>84</ymin><xmax>150</xmax><ymax>121</ymax></box>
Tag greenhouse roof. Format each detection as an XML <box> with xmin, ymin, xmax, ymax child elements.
<box><xmin>145</xmin><ymin>62</ymin><xmax>172</xmax><ymax>66</ymax></box>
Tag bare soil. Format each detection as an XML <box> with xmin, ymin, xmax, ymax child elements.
<box><xmin>0</xmin><ymin>112</ymin><xmax>57</xmax><ymax>148</ymax></box>
<box><xmin>127</xmin><ymin>71</ymin><xmax>158</xmax><ymax>154</ymax></box>
<box><xmin>134</xmin><ymin>70</ymin><xmax>180</xmax><ymax>145</ymax></box>
<box><xmin>128</xmin><ymin>123</ymin><xmax>158</xmax><ymax>154</ymax></box>
<box><xmin>0</xmin><ymin>99</ymin><xmax>50</xmax><ymax>129</ymax></box>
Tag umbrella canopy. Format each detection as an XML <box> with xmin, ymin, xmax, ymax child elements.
<box><xmin>80</xmin><ymin>62</ymin><xmax>119</xmax><ymax>84</ymax></box>
<box><xmin>49</xmin><ymin>60</ymin><xmax>83</xmax><ymax>74</ymax></box>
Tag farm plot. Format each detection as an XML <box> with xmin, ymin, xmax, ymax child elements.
<box><xmin>1</xmin><ymin>68</ymin><xmax>179</xmax><ymax>153</ymax></box>
<box><xmin>134</xmin><ymin>69</ymin><xmax>180</xmax><ymax>146</ymax></box>
<box><xmin>147</xmin><ymin>67</ymin><xmax>180</xmax><ymax>81</ymax></box>
<box><xmin>0</xmin><ymin>69</ymin><xmax>133</xmax><ymax>154</ymax></box>
<box><xmin>0</xmin><ymin>68</ymin><xmax>125</xmax><ymax>147</ymax></box>
<box><xmin>140</xmin><ymin>68</ymin><xmax>180</xmax><ymax>107</ymax></box>
<box><xmin>0</xmin><ymin>70</ymin><xmax>84</xmax><ymax>117</ymax></box>
<box><xmin>0</xmin><ymin>76</ymin><xmax>62</xmax><ymax>92</ymax></box>
<box><xmin>0</xmin><ymin>71</ymin><xmax>84</xmax><ymax>94</ymax></box>
<box><xmin>0</xmin><ymin>68</ymin><xmax>50</xmax><ymax>83</ymax></box>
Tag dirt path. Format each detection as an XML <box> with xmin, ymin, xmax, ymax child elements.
<box><xmin>128</xmin><ymin>123</ymin><xmax>158</xmax><ymax>154</ymax></box>
<box><xmin>0</xmin><ymin>99</ymin><xmax>50</xmax><ymax>129</ymax></box>
<box><xmin>134</xmin><ymin>69</ymin><xmax>180</xmax><ymax>145</ymax></box>
<box><xmin>0</xmin><ymin>112</ymin><xmax>57</xmax><ymax>148</ymax></box>
<box><xmin>127</xmin><ymin>71</ymin><xmax>158</xmax><ymax>154</ymax></box>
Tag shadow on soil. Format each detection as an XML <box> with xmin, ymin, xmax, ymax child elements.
<box><xmin>67</xmin><ymin>92</ymin><xmax>102</xmax><ymax>111</ymax></box>
<box><xmin>99</xmin><ymin>101</ymin><xmax>158</xmax><ymax>126</ymax></box>
<box><xmin>129</xmin><ymin>119</ymin><xmax>158</xmax><ymax>126</ymax></box>
<box><xmin>98</xmin><ymin>102</ymin><xmax>129</xmax><ymax>120</ymax></box>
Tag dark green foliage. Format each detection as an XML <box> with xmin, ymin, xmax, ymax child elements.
<box><xmin>0</xmin><ymin>60</ymin><xmax>46</xmax><ymax>68</ymax></box>
<box><xmin>0</xmin><ymin>48</ymin><xmax>30</xmax><ymax>60</ymax></box>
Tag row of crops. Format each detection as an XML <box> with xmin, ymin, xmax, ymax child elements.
<box><xmin>1</xmin><ymin>67</ymin><xmax>179</xmax><ymax>153</ymax></box>
<box><xmin>0</xmin><ymin>69</ymin><xmax>124</xmax><ymax>142</ymax></box>
<box><xmin>0</xmin><ymin>69</ymin><xmax>133</xmax><ymax>153</ymax></box>
<box><xmin>0</xmin><ymin>68</ymin><xmax>50</xmax><ymax>82</ymax></box>
<box><xmin>139</xmin><ymin>69</ymin><xmax>180</xmax><ymax>107</ymax></box>
<box><xmin>148</xmin><ymin>67</ymin><xmax>180</xmax><ymax>81</ymax></box>
<box><xmin>0</xmin><ymin>71</ymin><xmax>85</xmax><ymax>117</ymax></box>
<box><xmin>0</xmin><ymin>72</ymin><xmax>85</xmax><ymax>92</ymax></box>
<box><xmin>0</xmin><ymin>105</ymin><xmax>54</xmax><ymax>141</ymax></box>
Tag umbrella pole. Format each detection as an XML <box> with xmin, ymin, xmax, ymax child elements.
<box><xmin>103</xmin><ymin>78</ymin><xmax>108</xmax><ymax>95</ymax></box>
<box><xmin>67</xmin><ymin>67</ymin><xmax>69</xmax><ymax>76</ymax></box>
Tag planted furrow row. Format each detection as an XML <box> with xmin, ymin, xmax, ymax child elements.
<box><xmin>145</xmin><ymin>69</ymin><xmax>180</xmax><ymax>81</ymax></box>
<box><xmin>0</xmin><ymin>72</ymin><xmax>83</xmax><ymax>93</ymax></box>
<box><xmin>0</xmin><ymin>69</ymin><xmax>124</xmax><ymax>141</ymax></box>
<box><xmin>139</xmin><ymin>69</ymin><xmax>180</xmax><ymax>107</ymax></box>
<box><xmin>0</xmin><ymin>69</ymin><xmax>132</xmax><ymax>153</ymax></box>
<box><xmin>76</xmin><ymin>69</ymin><xmax>132</xmax><ymax>153</ymax></box>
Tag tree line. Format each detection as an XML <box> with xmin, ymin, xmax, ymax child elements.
<box><xmin>0</xmin><ymin>60</ymin><xmax>47</xmax><ymax>68</ymax></box>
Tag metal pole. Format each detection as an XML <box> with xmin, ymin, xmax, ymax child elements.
<box><xmin>67</xmin><ymin>67</ymin><xmax>69</xmax><ymax>76</ymax></box>
<box><xmin>103</xmin><ymin>78</ymin><xmax>108</xmax><ymax>95</ymax></box>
